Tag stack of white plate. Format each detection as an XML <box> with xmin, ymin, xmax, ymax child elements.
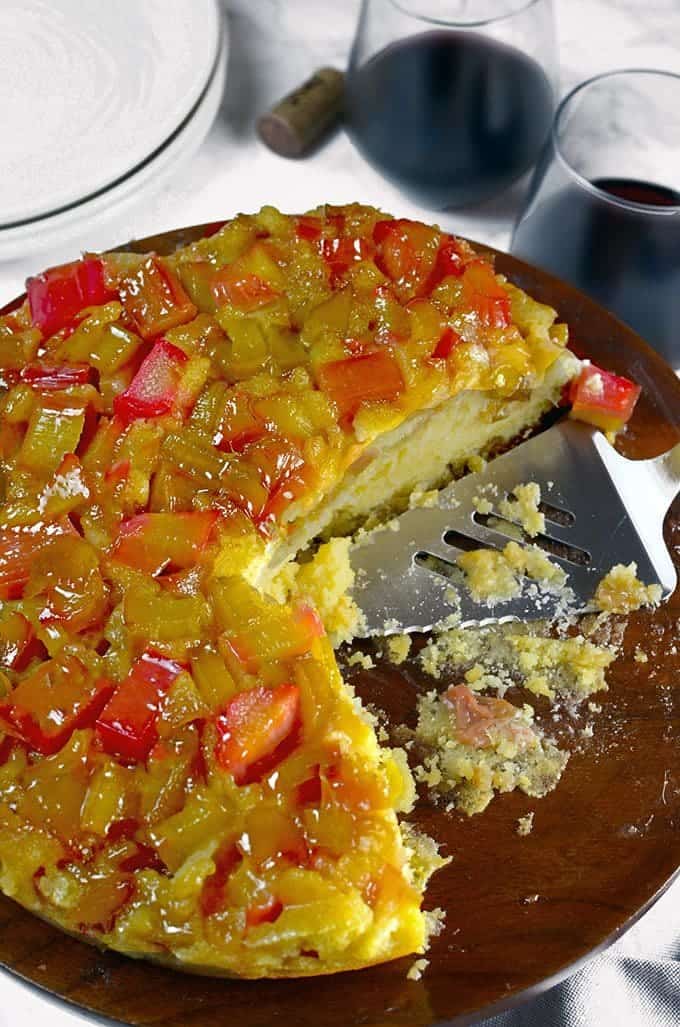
<box><xmin>0</xmin><ymin>0</ymin><xmax>227</xmax><ymax>260</ymax></box>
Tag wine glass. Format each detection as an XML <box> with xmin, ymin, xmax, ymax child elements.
<box><xmin>511</xmin><ymin>70</ymin><xmax>680</xmax><ymax>368</ymax></box>
<box><xmin>345</xmin><ymin>0</ymin><xmax>559</xmax><ymax>210</ymax></box>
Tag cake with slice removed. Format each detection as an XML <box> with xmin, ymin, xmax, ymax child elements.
<box><xmin>0</xmin><ymin>203</ymin><xmax>583</xmax><ymax>976</ymax></box>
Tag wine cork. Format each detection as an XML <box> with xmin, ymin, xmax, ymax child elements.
<box><xmin>257</xmin><ymin>67</ymin><xmax>345</xmax><ymax>158</ymax></box>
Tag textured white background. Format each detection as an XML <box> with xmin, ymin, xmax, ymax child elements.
<box><xmin>2</xmin><ymin>0</ymin><xmax>680</xmax><ymax>301</ymax></box>
<box><xmin>0</xmin><ymin>0</ymin><xmax>679</xmax><ymax>1023</ymax></box>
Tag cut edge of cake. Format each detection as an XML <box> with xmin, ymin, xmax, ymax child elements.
<box><xmin>263</xmin><ymin>350</ymin><xmax>580</xmax><ymax>646</ymax></box>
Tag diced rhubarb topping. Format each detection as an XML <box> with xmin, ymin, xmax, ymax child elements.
<box><xmin>295</xmin><ymin>216</ymin><xmax>323</xmax><ymax>242</ymax></box>
<box><xmin>200</xmin><ymin>843</ymin><xmax>242</xmax><ymax>916</ymax></box>
<box><xmin>111</xmin><ymin>511</ymin><xmax>219</xmax><ymax>576</ymax></box>
<box><xmin>39</xmin><ymin>453</ymin><xmax>90</xmax><ymax>519</ymax></box>
<box><xmin>105</xmin><ymin>458</ymin><xmax>131</xmax><ymax>486</ymax></box>
<box><xmin>373</xmin><ymin>219</ymin><xmax>440</xmax><ymax>294</ymax></box>
<box><xmin>425</xmin><ymin>236</ymin><xmax>466</xmax><ymax>291</ymax></box>
<box><xmin>211</xmin><ymin>269</ymin><xmax>278</xmax><ymax>311</ymax></box>
<box><xmin>296</xmin><ymin>767</ymin><xmax>322</xmax><ymax>806</ymax></box>
<box><xmin>461</xmin><ymin>260</ymin><xmax>511</xmax><ymax>328</ymax></box>
<box><xmin>27</xmin><ymin>258</ymin><xmax>116</xmax><ymax>338</ymax></box>
<box><xmin>316</xmin><ymin>350</ymin><xmax>405</xmax><ymax>423</ymax></box>
<box><xmin>113</xmin><ymin>339</ymin><xmax>188</xmax><ymax>423</ymax></box>
<box><xmin>216</xmin><ymin>393</ymin><xmax>268</xmax><ymax>453</ymax></box>
<box><xmin>444</xmin><ymin>684</ymin><xmax>534</xmax><ymax>750</ymax></box>
<box><xmin>568</xmin><ymin>363</ymin><xmax>641</xmax><ymax>433</ymax></box>
<box><xmin>95</xmin><ymin>652</ymin><xmax>187</xmax><ymax>762</ymax></box>
<box><xmin>75</xmin><ymin>876</ymin><xmax>136</xmax><ymax>934</ymax></box>
<box><xmin>249</xmin><ymin>436</ymin><xmax>312</xmax><ymax>524</ymax></box>
<box><xmin>0</xmin><ymin>656</ymin><xmax>114</xmax><ymax>755</ymax></box>
<box><xmin>0</xmin><ymin>520</ymin><xmax>75</xmax><ymax>600</ymax></box>
<box><xmin>246</xmin><ymin>895</ymin><xmax>283</xmax><ymax>927</ymax></box>
<box><xmin>431</xmin><ymin>326</ymin><xmax>463</xmax><ymax>360</ymax></box>
<box><xmin>214</xmin><ymin>683</ymin><xmax>301</xmax><ymax>785</ymax></box>
<box><xmin>0</xmin><ymin>611</ymin><xmax>44</xmax><ymax>671</ymax></box>
<box><xmin>216</xmin><ymin>580</ymin><xmax>324</xmax><ymax>675</ymax></box>
<box><xmin>292</xmin><ymin>602</ymin><xmax>325</xmax><ymax>643</ymax></box>
<box><xmin>120</xmin><ymin>258</ymin><xmax>197</xmax><ymax>340</ymax></box>
<box><xmin>21</xmin><ymin>362</ymin><xmax>94</xmax><ymax>391</ymax></box>
<box><xmin>320</xmin><ymin>236</ymin><xmax>373</xmax><ymax>281</ymax></box>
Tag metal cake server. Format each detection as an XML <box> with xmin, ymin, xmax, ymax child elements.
<box><xmin>349</xmin><ymin>419</ymin><xmax>680</xmax><ymax>636</ymax></box>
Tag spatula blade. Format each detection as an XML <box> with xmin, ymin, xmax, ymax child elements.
<box><xmin>349</xmin><ymin>419</ymin><xmax>676</xmax><ymax>636</ymax></box>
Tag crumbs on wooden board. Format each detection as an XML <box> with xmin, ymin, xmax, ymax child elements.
<box><xmin>594</xmin><ymin>562</ymin><xmax>662</xmax><ymax>614</ymax></box>
<box><xmin>517</xmin><ymin>812</ymin><xmax>534</xmax><ymax>836</ymax></box>
<box><xmin>419</xmin><ymin>622</ymin><xmax>614</xmax><ymax>702</ymax></box>
<box><xmin>347</xmin><ymin>650</ymin><xmax>375</xmax><ymax>670</ymax></box>
<box><xmin>385</xmin><ymin>634</ymin><xmax>412</xmax><ymax>665</ymax></box>
<box><xmin>407</xmin><ymin>958</ymin><xmax>429</xmax><ymax>981</ymax></box>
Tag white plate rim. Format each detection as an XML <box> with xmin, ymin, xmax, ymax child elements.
<box><xmin>0</xmin><ymin>19</ymin><xmax>228</xmax><ymax>262</ymax></box>
<box><xmin>0</xmin><ymin>0</ymin><xmax>223</xmax><ymax>232</ymax></box>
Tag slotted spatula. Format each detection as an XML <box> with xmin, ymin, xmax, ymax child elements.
<box><xmin>349</xmin><ymin>419</ymin><xmax>680</xmax><ymax>636</ymax></box>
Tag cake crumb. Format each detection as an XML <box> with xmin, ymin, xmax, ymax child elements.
<box><xmin>386</xmin><ymin>634</ymin><xmax>412</xmax><ymax>665</ymax></box>
<box><xmin>420</xmin><ymin>621</ymin><xmax>613</xmax><ymax>702</ymax></box>
<box><xmin>409</xmin><ymin>488</ymin><xmax>439</xmax><ymax>509</ymax></box>
<box><xmin>457</xmin><ymin>549</ymin><xmax>521</xmax><ymax>602</ymax></box>
<box><xmin>499</xmin><ymin>482</ymin><xmax>545</xmax><ymax>537</ymax></box>
<box><xmin>425</xmin><ymin>905</ymin><xmax>447</xmax><ymax>937</ymax></box>
<box><xmin>503</xmin><ymin>540</ymin><xmax>566</xmax><ymax>587</ymax></box>
<box><xmin>407</xmin><ymin>958</ymin><xmax>429</xmax><ymax>981</ymax></box>
<box><xmin>525</xmin><ymin>674</ymin><xmax>554</xmax><ymax>700</ymax></box>
<box><xmin>594</xmin><ymin>562</ymin><xmax>662</xmax><ymax>614</ymax></box>
<box><xmin>268</xmin><ymin>537</ymin><xmax>365</xmax><ymax>645</ymax></box>
<box><xmin>517</xmin><ymin>812</ymin><xmax>534</xmax><ymax>836</ymax></box>
<box><xmin>347</xmin><ymin>650</ymin><xmax>375</xmax><ymax>670</ymax></box>
<box><xmin>415</xmin><ymin>758</ymin><xmax>443</xmax><ymax>789</ymax></box>
<box><xmin>634</xmin><ymin>647</ymin><xmax>648</xmax><ymax>664</ymax></box>
<box><xmin>511</xmin><ymin>634</ymin><xmax>614</xmax><ymax>699</ymax></box>
<box><xmin>467</xmin><ymin>455</ymin><xmax>487</xmax><ymax>474</ymax></box>
<box><xmin>473</xmin><ymin>494</ymin><xmax>493</xmax><ymax>515</ymax></box>
<box><xmin>455</xmin><ymin>537</ymin><xmax>566</xmax><ymax>606</ymax></box>
<box><xmin>464</xmin><ymin>663</ymin><xmax>486</xmax><ymax>687</ymax></box>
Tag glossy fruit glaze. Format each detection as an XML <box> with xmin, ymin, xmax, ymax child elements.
<box><xmin>0</xmin><ymin>204</ymin><xmax>574</xmax><ymax>975</ymax></box>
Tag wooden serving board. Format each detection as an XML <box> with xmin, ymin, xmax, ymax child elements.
<box><xmin>0</xmin><ymin>230</ymin><xmax>678</xmax><ymax>1027</ymax></box>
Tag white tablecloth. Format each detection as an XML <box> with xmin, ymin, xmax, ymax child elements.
<box><xmin>0</xmin><ymin>1</ymin><xmax>678</xmax><ymax>1023</ymax></box>
<box><xmin>483</xmin><ymin>874</ymin><xmax>680</xmax><ymax>1027</ymax></box>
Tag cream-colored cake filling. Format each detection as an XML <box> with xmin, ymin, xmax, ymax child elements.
<box><xmin>267</xmin><ymin>350</ymin><xmax>579</xmax><ymax>578</ymax></box>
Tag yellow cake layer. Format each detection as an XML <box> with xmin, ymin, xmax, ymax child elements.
<box><xmin>273</xmin><ymin>351</ymin><xmax>578</xmax><ymax>575</ymax></box>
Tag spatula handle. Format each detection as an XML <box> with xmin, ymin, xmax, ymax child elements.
<box><xmin>654</xmin><ymin>441</ymin><xmax>680</xmax><ymax>510</ymax></box>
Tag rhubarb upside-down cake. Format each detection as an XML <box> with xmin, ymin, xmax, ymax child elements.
<box><xmin>0</xmin><ymin>204</ymin><xmax>585</xmax><ymax>976</ymax></box>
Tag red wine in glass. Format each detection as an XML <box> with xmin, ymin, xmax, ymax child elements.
<box><xmin>511</xmin><ymin>70</ymin><xmax>680</xmax><ymax>366</ymax></box>
<box><xmin>346</xmin><ymin>29</ymin><xmax>555</xmax><ymax>210</ymax></box>
<box><xmin>513</xmin><ymin>173</ymin><xmax>680</xmax><ymax>366</ymax></box>
<box><xmin>592</xmin><ymin>178</ymin><xmax>680</xmax><ymax>208</ymax></box>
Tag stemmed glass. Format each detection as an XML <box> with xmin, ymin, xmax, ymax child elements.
<box><xmin>511</xmin><ymin>70</ymin><xmax>680</xmax><ymax>367</ymax></box>
<box><xmin>345</xmin><ymin>0</ymin><xmax>559</xmax><ymax>209</ymax></box>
